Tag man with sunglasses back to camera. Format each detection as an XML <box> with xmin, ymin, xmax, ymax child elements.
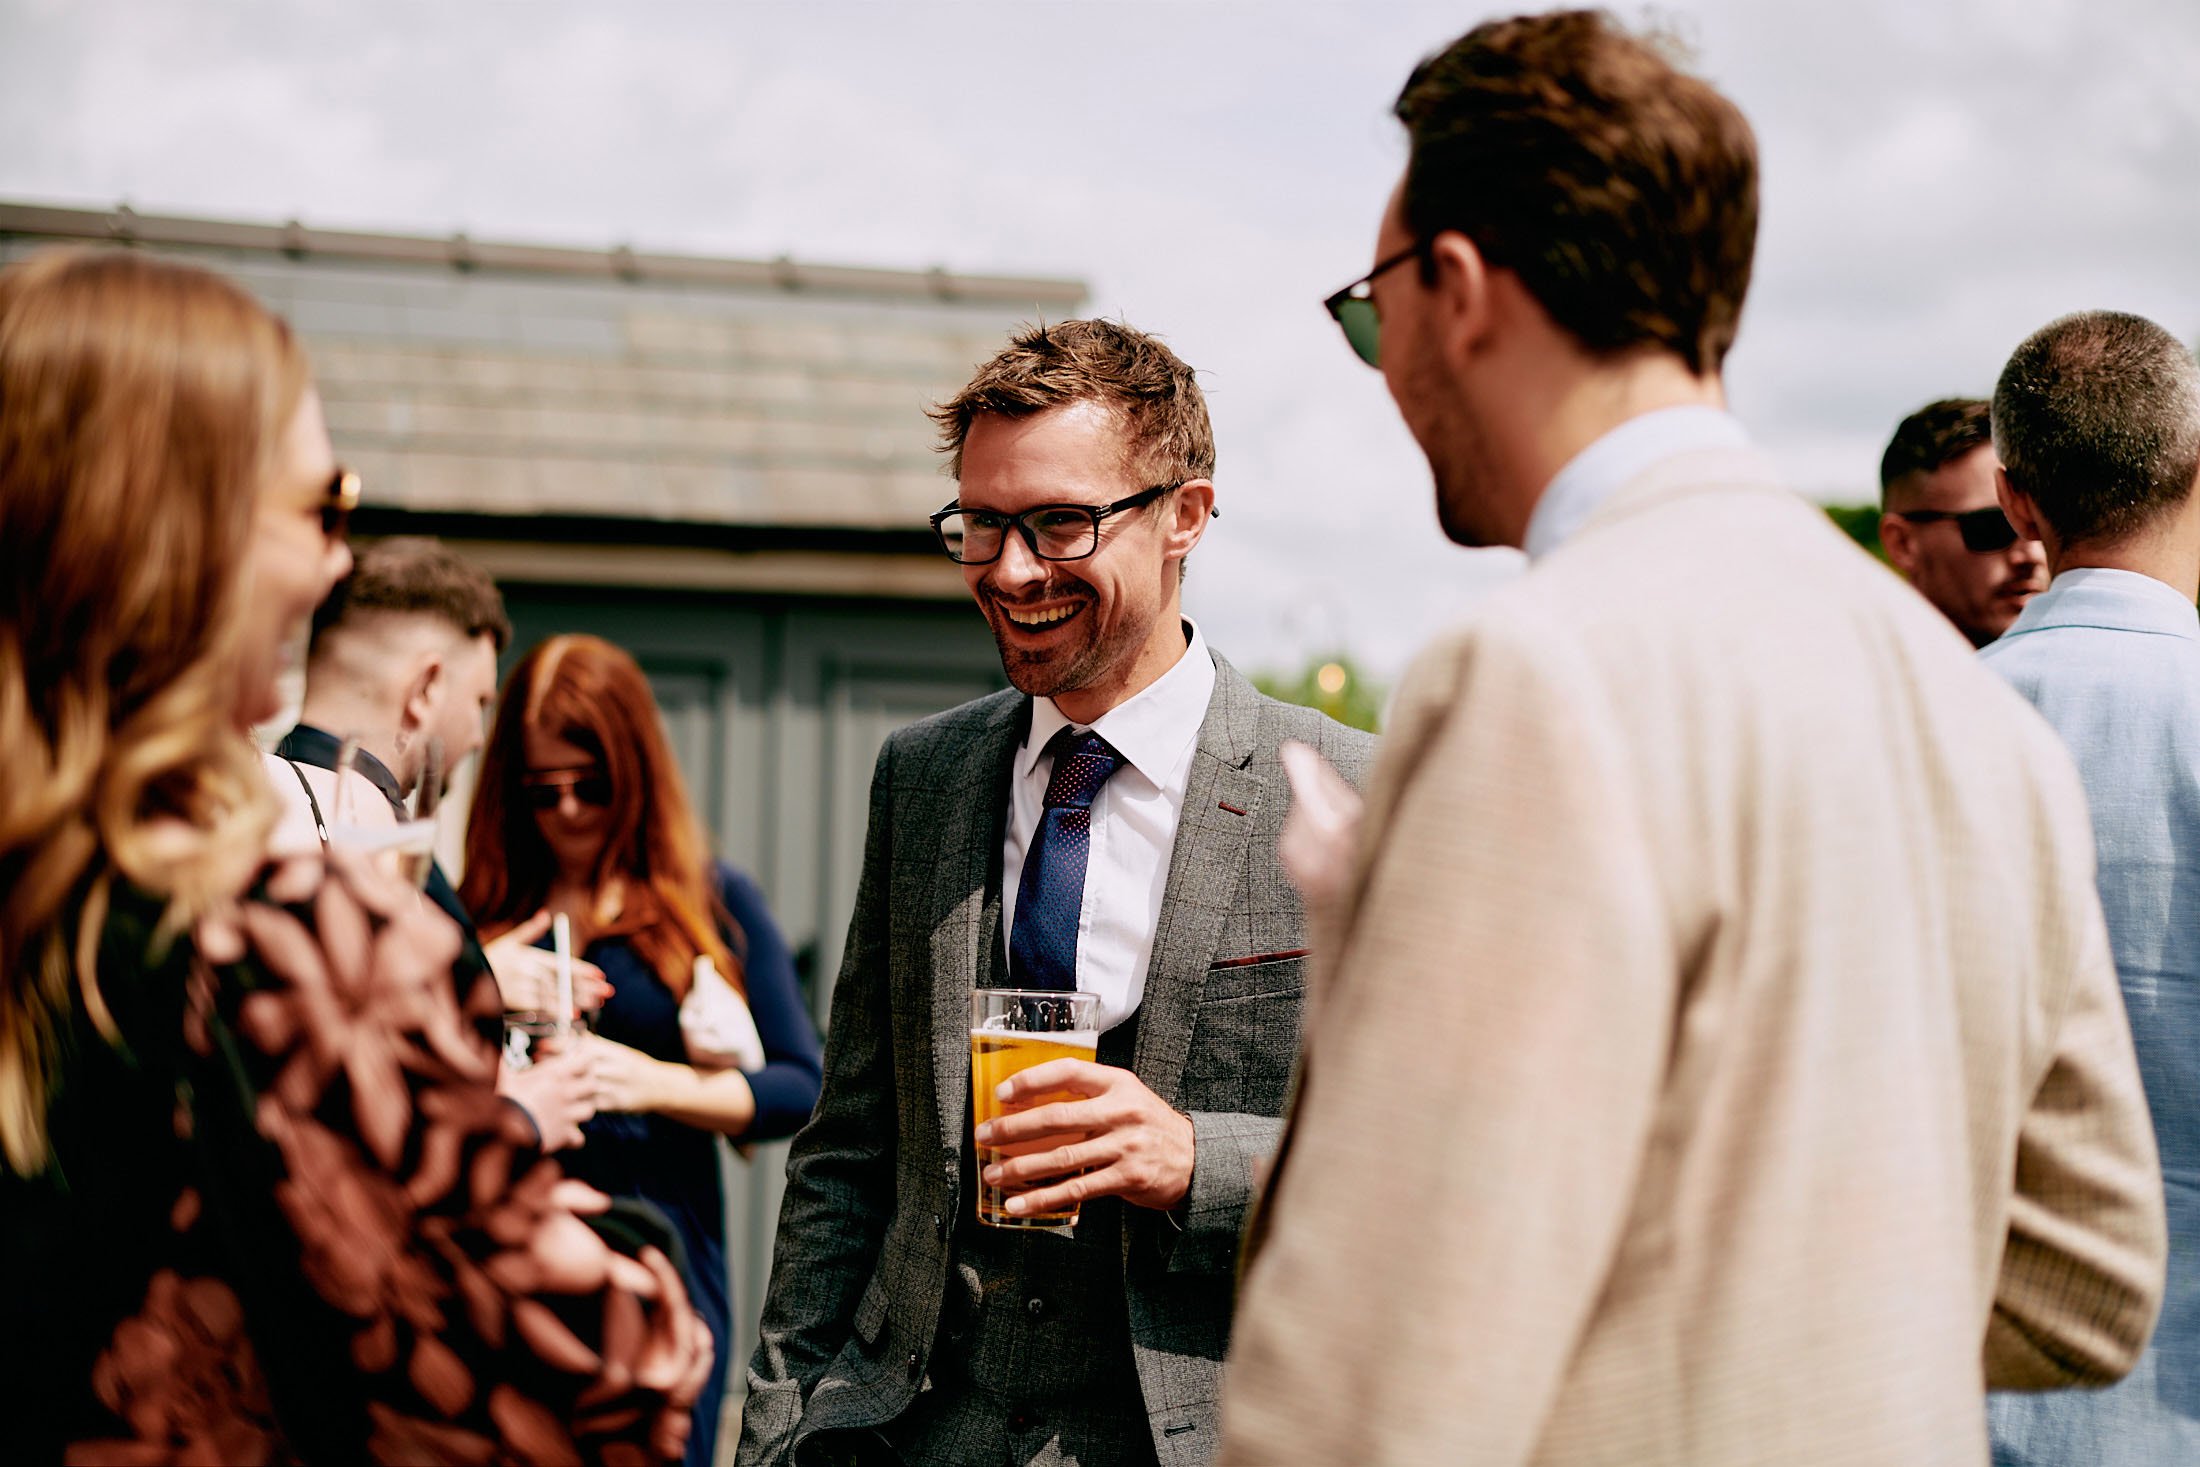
<box><xmin>738</xmin><ymin>319</ymin><xmax>1375</xmax><ymax>1467</ymax></box>
<box><xmin>1880</xmin><ymin>397</ymin><xmax>2048</xmax><ymax>645</ymax></box>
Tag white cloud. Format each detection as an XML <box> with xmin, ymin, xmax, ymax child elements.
<box><xmin>6</xmin><ymin>0</ymin><xmax>2197</xmax><ymax>677</ymax></box>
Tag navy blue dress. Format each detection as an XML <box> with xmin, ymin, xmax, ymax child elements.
<box><xmin>559</xmin><ymin>864</ymin><xmax>823</xmax><ymax>1467</ymax></box>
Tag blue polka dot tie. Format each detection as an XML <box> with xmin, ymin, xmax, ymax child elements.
<box><xmin>1009</xmin><ymin>728</ymin><xmax>1126</xmax><ymax>992</ymax></box>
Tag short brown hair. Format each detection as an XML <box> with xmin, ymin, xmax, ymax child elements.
<box><xmin>1993</xmin><ymin>311</ymin><xmax>2200</xmax><ymax>547</ymax></box>
<box><xmin>311</xmin><ymin>536</ymin><xmax>511</xmax><ymax>653</ymax></box>
<box><xmin>929</xmin><ymin>318</ymin><xmax>1215</xmax><ymax>486</ymax></box>
<box><xmin>1394</xmin><ymin>9</ymin><xmax>1759</xmax><ymax>375</ymax></box>
<box><xmin>1880</xmin><ymin>398</ymin><xmax>1992</xmax><ymax>509</ymax></box>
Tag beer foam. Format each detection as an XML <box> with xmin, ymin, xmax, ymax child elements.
<box><xmin>969</xmin><ymin>1026</ymin><xmax>1099</xmax><ymax>1051</ymax></box>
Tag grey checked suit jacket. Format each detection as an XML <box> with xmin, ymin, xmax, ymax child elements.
<box><xmin>738</xmin><ymin>652</ymin><xmax>1375</xmax><ymax>1467</ymax></box>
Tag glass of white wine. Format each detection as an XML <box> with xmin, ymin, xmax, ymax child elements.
<box><xmin>326</xmin><ymin>735</ymin><xmax>435</xmax><ymax>889</ymax></box>
<box><xmin>391</xmin><ymin>736</ymin><xmax>442</xmax><ymax>891</ymax></box>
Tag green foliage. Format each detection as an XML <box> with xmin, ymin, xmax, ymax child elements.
<box><xmin>1824</xmin><ymin>502</ymin><xmax>1887</xmax><ymax>563</ymax></box>
<box><xmin>1252</xmin><ymin>653</ymin><xmax>1384</xmax><ymax>733</ymax></box>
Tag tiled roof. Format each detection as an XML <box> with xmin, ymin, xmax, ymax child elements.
<box><xmin>0</xmin><ymin>201</ymin><xmax>1087</xmax><ymax>532</ymax></box>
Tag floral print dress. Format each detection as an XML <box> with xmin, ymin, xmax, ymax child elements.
<box><xmin>1</xmin><ymin>852</ymin><xmax>707</xmax><ymax>1465</ymax></box>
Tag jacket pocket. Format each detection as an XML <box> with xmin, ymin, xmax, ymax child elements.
<box><xmin>1177</xmin><ymin>960</ymin><xmax>1306</xmax><ymax>1114</ymax></box>
<box><xmin>1198</xmin><ymin>953</ymin><xmax>1307</xmax><ymax>1004</ymax></box>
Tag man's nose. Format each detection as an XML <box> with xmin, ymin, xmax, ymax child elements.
<box><xmin>987</xmin><ymin>527</ymin><xmax>1048</xmax><ymax>592</ymax></box>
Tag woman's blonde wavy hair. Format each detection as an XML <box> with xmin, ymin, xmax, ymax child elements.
<box><xmin>0</xmin><ymin>249</ymin><xmax>305</xmax><ymax>1174</ymax></box>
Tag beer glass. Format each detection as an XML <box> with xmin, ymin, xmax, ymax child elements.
<box><xmin>970</xmin><ymin>987</ymin><xmax>1099</xmax><ymax>1231</ymax></box>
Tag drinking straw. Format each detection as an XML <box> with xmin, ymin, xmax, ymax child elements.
<box><xmin>553</xmin><ymin>912</ymin><xmax>574</xmax><ymax>1039</ymax></box>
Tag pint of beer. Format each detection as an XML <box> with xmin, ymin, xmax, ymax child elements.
<box><xmin>970</xmin><ymin>988</ymin><xmax>1100</xmax><ymax>1231</ymax></box>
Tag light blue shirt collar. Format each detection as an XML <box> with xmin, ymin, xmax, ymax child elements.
<box><xmin>1997</xmin><ymin>566</ymin><xmax>2200</xmax><ymax>643</ymax></box>
<box><xmin>1523</xmin><ymin>406</ymin><xmax>1751</xmax><ymax>560</ymax></box>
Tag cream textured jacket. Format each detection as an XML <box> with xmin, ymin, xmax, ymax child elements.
<box><xmin>1219</xmin><ymin>449</ymin><xmax>2167</xmax><ymax>1467</ymax></box>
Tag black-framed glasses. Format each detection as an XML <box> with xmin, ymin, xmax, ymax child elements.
<box><xmin>1895</xmin><ymin>506</ymin><xmax>2021</xmax><ymax>553</ymax></box>
<box><xmin>1324</xmin><ymin>242</ymin><xmax>1427</xmax><ymax>368</ymax></box>
<box><xmin>322</xmin><ymin>466</ymin><xmax>361</xmax><ymax>542</ymax></box>
<box><xmin>521</xmin><ymin>767</ymin><xmax>612</xmax><ymax>811</ymax></box>
<box><xmin>930</xmin><ymin>482</ymin><xmax>1182</xmax><ymax>564</ymax></box>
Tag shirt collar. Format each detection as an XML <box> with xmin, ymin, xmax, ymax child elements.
<box><xmin>1523</xmin><ymin>405</ymin><xmax>1751</xmax><ymax>561</ymax></box>
<box><xmin>2000</xmin><ymin>566</ymin><xmax>2200</xmax><ymax>642</ymax></box>
<box><xmin>1021</xmin><ymin>618</ymin><xmax>1215</xmax><ymax>786</ymax></box>
<box><xmin>275</xmin><ymin>722</ymin><xmax>408</xmax><ymax>815</ymax></box>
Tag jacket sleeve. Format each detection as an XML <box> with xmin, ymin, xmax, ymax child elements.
<box><xmin>715</xmin><ymin>863</ymin><xmax>825</xmax><ymax>1143</ymax></box>
<box><xmin>736</xmin><ymin>739</ymin><xmax>903</xmax><ymax>1467</ymax></box>
<box><xmin>1171</xmin><ymin>718</ymin><xmax>1380</xmax><ymax>1272</ymax></box>
<box><xmin>1986</xmin><ymin>902</ymin><xmax>2167</xmax><ymax>1388</ymax></box>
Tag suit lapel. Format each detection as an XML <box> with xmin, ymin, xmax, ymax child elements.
<box><xmin>1130</xmin><ymin>654</ymin><xmax>1265</xmax><ymax>1104</ymax></box>
<box><xmin>928</xmin><ymin>694</ymin><xmax>1029</xmax><ymax>1158</ymax></box>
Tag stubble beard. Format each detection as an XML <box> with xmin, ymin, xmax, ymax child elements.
<box><xmin>984</xmin><ymin>586</ymin><xmax>1150</xmax><ymax>704</ymax></box>
<box><xmin>1393</xmin><ymin>346</ymin><xmax>1503</xmax><ymax>550</ymax></box>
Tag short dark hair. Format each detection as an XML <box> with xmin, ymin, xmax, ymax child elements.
<box><xmin>929</xmin><ymin>318</ymin><xmax>1215</xmax><ymax>486</ymax></box>
<box><xmin>1393</xmin><ymin>9</ymin><xmax>1759</xmax><ymax>375</ymax></box>
<box><xmin>310</xmin><ymin>536</ymin><xmax>511</xmax><ymax>653</ymax></box>
<box><xmin>1879</xmin><ymin>398</ymin><xmax>1992</xmax><ymax>509</ymax></box>
<box><xmin>1993</xmin><ymin>312</ymin><xmax>2200</xmax><ymax>547</ymax></box>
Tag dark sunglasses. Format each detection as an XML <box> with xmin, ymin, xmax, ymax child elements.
<box><xmin>1323</xmin><ymin>242</ymin><xmax>1427</xmax><ymax>368</ymax></box>
<box><xmin>322</xmin><ymin>467</ymin><xmax>361</xmax><ymax>541</ymax></box>
<box><xmin>521</xmin><ymin>769</ymin><xmax>612</xmax><ymax>811</ymax></box>
<box><xmin>1894</xmin><ymin>506</ymin><xmax>2021</xmax><ymax>553</ymax></box>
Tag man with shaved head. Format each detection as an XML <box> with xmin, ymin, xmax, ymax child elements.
<box><xmin>270</xmin><ymin>536</ymin><xmax>597</xmax><ymax>1151</ymax></box>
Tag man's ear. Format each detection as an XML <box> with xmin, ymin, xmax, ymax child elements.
<box><xmin>1880</xmin><ymin>511</ymin><xmax>1919</xmax><ymax>575</ymax></box>
<box><xmin>1424</xmin><ymin>229</ymin><xmax>1495</xmax><ymax>368</ymax></box>
<box><xmin>1996</xmin><ymin>466</ymin><xmax>2045</xmax><ymax>544</ymax></box>
<box><xmin>1163</xmin><ymin>479</ymin><xmax>1215</xmax><ymax>566</ymax></box>
<box><xmin>401</xmin><ymin>652</ymin><xmax>446</xmax><ymax>739</ymax></box>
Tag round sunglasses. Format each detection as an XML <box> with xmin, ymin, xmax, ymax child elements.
<box><xmin>520</xmin><ymin>768</ymin><xmax>612</xmax><ymax>811</ymax></box>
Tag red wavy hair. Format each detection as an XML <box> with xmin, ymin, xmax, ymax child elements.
<box><xmin>461</xmin><ymin>634</ymin><xmax>738</xmax><ymax>999</ymax></box>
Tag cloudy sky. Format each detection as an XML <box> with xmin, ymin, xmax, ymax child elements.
<box><xmin>5</xmin><ymin>0</ymin><xmax>2197</xmax><ymax>678</ymax></box>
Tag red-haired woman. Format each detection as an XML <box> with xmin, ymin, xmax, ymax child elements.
<box><xmin>462</xmin><ymin>633</ymin><xmax>823</xmax><ymax>1467</ymax></box>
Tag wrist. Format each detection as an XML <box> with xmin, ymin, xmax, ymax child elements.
<box><xmin>646</xmin><ymin>1055</ymin><xmax>692</xmax><ymax>1113</ymax></box>
<box><xmin>1161</xmin><ymin>1106</ymin><xmax>1197</xmax><ymax>1210</ymax></box>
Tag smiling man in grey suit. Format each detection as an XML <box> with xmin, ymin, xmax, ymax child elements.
<box><xmin>737</xmin><ymin>319</ymin><xmax>1374</xmax><ymax>1467</ymax></box>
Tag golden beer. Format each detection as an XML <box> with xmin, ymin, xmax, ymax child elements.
<box><xmin>969</xmin><ymin>988</ymin><xmax>1099</xmax><ymax>1229</ymax></box>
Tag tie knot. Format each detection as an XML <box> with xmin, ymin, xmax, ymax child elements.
<box><xmin>1041</xmin><ymin>728</ymin><xmax>1123</xmax><ymax>810</ymax></box>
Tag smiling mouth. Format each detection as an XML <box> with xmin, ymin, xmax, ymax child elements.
<box><xmin>994</xmin><ymin>596</ymin><xmax>1088</xmax><ymax>631</ymax></box>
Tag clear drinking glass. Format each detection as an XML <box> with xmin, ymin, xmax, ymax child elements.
<box><xmin>501</xmin><ymin>1011</ymin><xmax>559</xmax><ymax>1071</ymax></box>
<box><xmin>970</xmin><ymin>988</ymin><xmax>1100</xmax><ymax>1232</ymax></box>
<box><xmin>325</xmin><ymin>735</ymin><xmax>434</xmax><ymax>888</ymax></box>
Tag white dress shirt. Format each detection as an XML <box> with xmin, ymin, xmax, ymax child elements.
<box><xmin>1523</xmin><ymin>404</ymin><xmax>1751</xmax><ymax>560</ymax></box>
<box><xmin>1002</xmin><ymin>619</ymin><xmax>1216</xmax><ymax>1031</ymax></box>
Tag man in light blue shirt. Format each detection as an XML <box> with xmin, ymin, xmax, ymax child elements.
<box><xmin>1983</xmin><ymin>310</ymin><xmax>2200</xmax><ymax>1464</ymax></box>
